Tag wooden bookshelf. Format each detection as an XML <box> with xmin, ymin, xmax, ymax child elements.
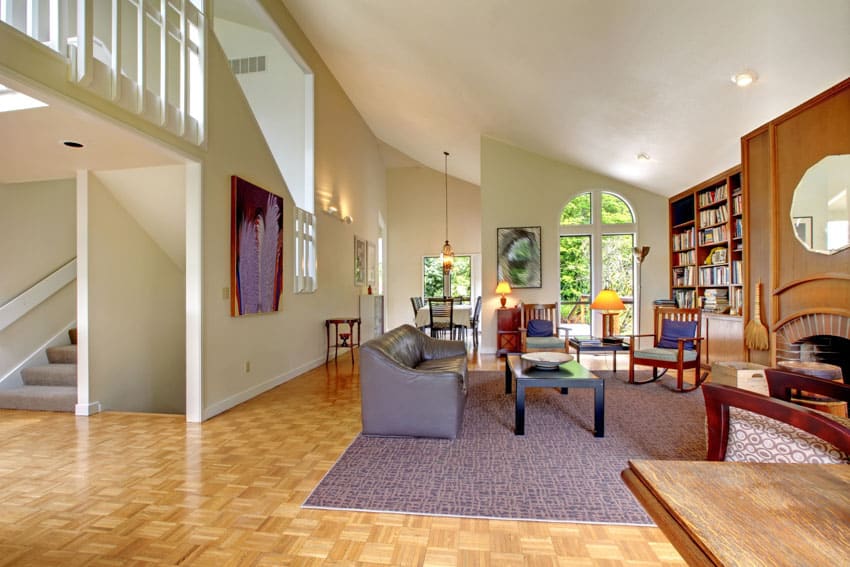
<box><xmin>669</xmin><ymin>166</ymin><xmax>745</xmax><ymax>367</ymax></box>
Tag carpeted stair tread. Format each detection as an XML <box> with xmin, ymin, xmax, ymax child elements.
<box><xmin>21</xmin><ymin>364</ymin><xmax>77</xmax><ymax>387</ymax></box>
<box><xmin>46</xmin><ymin>345</ymin><xmax>77</xmax><ymax>364</ymax></box>
<box><xmin>0</xmin><ymin>386</ymin><xmax>76</xmax><ymax>412</ymax></box>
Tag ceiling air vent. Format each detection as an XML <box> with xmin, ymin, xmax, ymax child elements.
<box><xmin>229</xmin><ymin>56</ymin><xmax>267</xmax><ymax>75</ymax></box>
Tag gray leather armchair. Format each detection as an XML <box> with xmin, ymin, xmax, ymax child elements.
<box><xmin>359</xmin><ymin>324</ymin><xmax>468</xmax><ymax>439</ymax></box>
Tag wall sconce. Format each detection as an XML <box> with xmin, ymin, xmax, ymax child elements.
<box><xmin>325</xmin><ymin>205</ymin><xmax>353</xmax><ymax>224</ymax></box>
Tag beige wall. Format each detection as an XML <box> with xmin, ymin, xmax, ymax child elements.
<box><xmin>480</xmin><ymin>137</ymin><xmax>670</xmax><ymax>352</ymax></box>
<box><xmin>0</xmin><ymin>179</ymin><xmax>76</xmax><ymax>379</ymax></box>
<box><xmin>386</xmin><ymin>166</ymin><xmax>481</xmax><ymax>329</ymax></box>
<box><xmin>86</xmin><ymin>173</ymin><xmax>185</xmax><ymax>413</ymax></box>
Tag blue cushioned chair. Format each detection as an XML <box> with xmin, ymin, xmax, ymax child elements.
<box><xmin>519</xmin><ymin>303</ymin><xmax>569</xmax><ymax>353</ymax></box>
<box><xmin>628</xmin><ymin>306</ymin><xmax>706</xmax><ymax>392</ymax></box>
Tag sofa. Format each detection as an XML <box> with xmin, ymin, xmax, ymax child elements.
<box><xmin>359</xmin><ymin>324</ymin><xmax>468</xmax><ymax>439</ymax></box>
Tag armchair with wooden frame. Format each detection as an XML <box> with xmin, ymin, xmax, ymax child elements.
<box><xmin>518</xmin><ymin>303</ymin><xmax>569</xmax><ymax>353</ymax></box>
<box><xmin>628</xmin><ymin>307</ymin><xmax>706</xmax><ymax>392</ymax></box>
<box><xmin>703</xmin><ymin>368</ymin><xmax>850</xmax><ymax>463</ymax></box>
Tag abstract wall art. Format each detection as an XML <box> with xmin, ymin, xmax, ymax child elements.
<box><xmin>354</xmin><ymin>236</ymin><xmax>367</xmax><ymax>286</ymax></box>
<box><xmin>497</xmin><ymin>226</ymin><xmax>542</xmax><ymax>288</ymax></box>
<box><xmin>231</xmin><ymin>176</ymin><xmax>283</xmax><ymax>316</ymax></box>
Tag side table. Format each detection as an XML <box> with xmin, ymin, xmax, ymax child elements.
<box><xmin>325</xmin><ymin>318</ymin><xmax>361</xmax><ymax>365</ymax></box>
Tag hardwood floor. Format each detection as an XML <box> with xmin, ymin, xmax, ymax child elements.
<box><xmin>0</xmin><ymin>350</ymin><xmax>685</xmax><ymax>565</ymax></box>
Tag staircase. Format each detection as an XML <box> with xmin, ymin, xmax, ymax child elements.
<box><xmin>0</xmin><ymin>331</ymin><xmax>77</xmax><ymax>412</ymax></box>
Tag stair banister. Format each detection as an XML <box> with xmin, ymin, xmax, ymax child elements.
<box><xmin>0</xmin><ymin>258</ymin><xmax>77</xmax><ymax>332</ymax></box>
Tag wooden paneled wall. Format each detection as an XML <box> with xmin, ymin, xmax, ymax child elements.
<box><xmin>741</xmin><ymin>77</ymin><xmax>850</xmax><ymax>365</ymax></box>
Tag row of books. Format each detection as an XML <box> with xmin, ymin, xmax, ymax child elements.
<box><xmin>731</xmin><ymin>260</ymin><xmax>743</xmax><ymax>284</ymax></box>
<box><xmin>699</xmin><ymin>265</ymin><xmax>729</xmax><ymax>286</ymax></box>
<box><xmin>699</xmin><ymin>225</ymin><xmax>729</xmax><ymax>246</ymax></box>
<box><xmin>675</xmin><ymin>249</ymin><xmax>696</xmax><ymax>266</ymax></box>
<box><xmin>672</xmin><ymin>228</ymin><xmax>696</xmax><ymax>251</ymax></box>
<box><xmin>699</xmin><ymin>204</ymin><xmax>729</xmax><ymax>227</ymax></box>
<box><xmin>732</xmin><ymin>190</ymin><xmax>744</xmax><ymax>216</ymax></box>
<box><xmin>698</xmin><ymin>183</ymin><xmax>728</xmax><ymax>207</ymax></box>
<box><xmin>674</xmin><ymin>289</ymin><xmax>697</xmax><ymax>309</ymax></box>
<box><xmin>673</xmin><ymin>266</ymin><xmax>697</xmax><ymax>286</ymax></box>
<box><xmin>730</xmin><ymin>287</ymin><xmax>744</xmax><ymax>315</ymax></box>
<box><xmin>733</xmin><ymin>217</ymin><xmax>743</xmax><ymax>239</ymax></box>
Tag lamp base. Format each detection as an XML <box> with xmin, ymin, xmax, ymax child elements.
<box><xmin>600</xmin><ymin>313</ymin><xmax>617</xmax><ymax>338</ymax></box>
<box><xmin>500</xmin><ymin>296</ymin><xmax>507</xmax><ymax>308</ymax></box>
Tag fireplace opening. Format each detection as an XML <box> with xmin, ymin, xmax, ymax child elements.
<box><xmin>777</xmin><ymin>335</ymin><xmax>850</xmax><ymax>383</ymax></box>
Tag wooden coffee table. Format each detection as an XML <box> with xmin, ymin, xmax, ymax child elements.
<box><xmin>505</xmin><ymin>354</ymin><xmax>605</xmax><ymax>437</ymax></box>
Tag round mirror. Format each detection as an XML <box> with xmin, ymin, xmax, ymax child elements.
<box><xmin>789</xmin><ymin>154</ymin><xmax>850</xmax><ymax>255</ymax></box>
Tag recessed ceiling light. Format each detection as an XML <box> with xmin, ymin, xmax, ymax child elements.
<box><xmin>637</xmin><ymin>153</ymin><xmax>650</xmax><ymax>161</ymax></box>
<box><xmin>63</xmin><ymin>140</ymin><xmax>84</xmax><ymax>148</ymax></box>
<box><xmin>731</xmin><ymin>70</ymin><xmax>758</xmax><ymax>87</ymax></box>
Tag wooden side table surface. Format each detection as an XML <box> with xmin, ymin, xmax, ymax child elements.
<box><xmin>622</xmin><ymin>459</ymin><xmax>850</xmax><ymax>566</ymax></box>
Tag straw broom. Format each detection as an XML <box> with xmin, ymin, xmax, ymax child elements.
<box><xmin>745</xmin><ymin>280</ymin><xmax>769</xmax><ymax>350</ymax></box>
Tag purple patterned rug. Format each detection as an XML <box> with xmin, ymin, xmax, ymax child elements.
<box><xmin>303</xmin><ymin>370</ymin><xmax>706</xmax><ymax>525</ymax></box>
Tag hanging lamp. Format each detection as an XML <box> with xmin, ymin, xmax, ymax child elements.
<box><xmin>440</xmin><ymin>151</ymin><xmax>454</xmax><ymax>274</ymax></box>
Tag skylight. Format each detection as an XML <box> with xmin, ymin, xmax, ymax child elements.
<box><xmin>0</xmin><ymin>83</ymin><xmax>48</xmax><ymax>113</ymax></box>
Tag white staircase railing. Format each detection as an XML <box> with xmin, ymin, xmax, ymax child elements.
<box><xmin>0</xmin><ymin>258</ymin><xmax>77</xmax><ymax>332</ymax></box>
<box><xmin>0</xmin><ymin>0</ymin><xmax>206</xmax><ymax>145</ymax></box>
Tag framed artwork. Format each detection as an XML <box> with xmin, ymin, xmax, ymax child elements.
<box><xmin>367</xmin><ymin>241</ymin><xmax>377</xmax><ymax>284</ymax></box>
<box><xmin>793</xmin><ymin>216</ymin><xmax>813</xmax><ymax>248</ymax></box>
<box><xmin>230</xmin><ymin>176</ymin><xmax>283</xmax><ymax>316</ymax></box>
<box><xmin>354</xmin><ymin>236</ymin><xmax>367</xmax><ymax>286</ymax></box>
<box><xmin>497</xmin><ymin>226</ymin><xmax>542</xmax><ymax>288</ymax></box>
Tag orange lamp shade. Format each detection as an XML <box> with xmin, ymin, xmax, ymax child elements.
<box><xmin>591</xmin><ymin>289</ymin><xmax>624</xmax><ymax>313</ymax></box>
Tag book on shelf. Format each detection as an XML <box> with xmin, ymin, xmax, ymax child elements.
<box><xmin>698</xmin><ymin>184</ymin><xmax>728</xmax><ymax>207</ymax></box>
<box><xmin>702</xmin><ymin>288</ymin><xmax>730</xmax><ymax>312</ymax></box>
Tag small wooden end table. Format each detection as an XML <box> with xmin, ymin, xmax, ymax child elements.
<box><xmin>325</xmin><ymin>318</ymin><xmax>361</xmax><ymax>365</ymax></box>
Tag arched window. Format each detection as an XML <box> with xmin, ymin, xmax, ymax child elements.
<box><xmin>560</xmin><ymin>191</ymin><xmax>637</xmax><ymax>336</ymax></box>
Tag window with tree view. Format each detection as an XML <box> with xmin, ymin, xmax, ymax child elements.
<box><xmin>423</xmin><ymin>256</ymin><xmax>472</xmax><ymax>300</ymax></box>
<box><xmin>560</xmin><ymin>191</ymin><xmax>636</xmax><ymax>336</ymax></box>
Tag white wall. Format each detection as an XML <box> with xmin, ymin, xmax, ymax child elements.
<box><xmin>386</xmin><ymin>166</ymin><xmax>481</xmax><ymax>329</ymax></box>
<box><xmin>214</xmin><ymin>17</ymin><xmax>309</xmax><ymax>211</ymax></box>
<box><xmin>0</xmin><ymin>179</ymin><xmax>76</xmax><ymax>379</ymax></box>
<box><xmin>86</xmin><ymin>172</ymin><xmax>185</xmax><ymax>413</ymax></box>
<box><xmin>480</xmin><ymin>136</ymin><xmax>670</xmax><ymax>352</ymax></box>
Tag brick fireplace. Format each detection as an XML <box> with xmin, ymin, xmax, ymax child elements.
<box><xmin>774</xmin><ymin>313</ymin><xmax>850</xmax><ymax>382</ymax></box>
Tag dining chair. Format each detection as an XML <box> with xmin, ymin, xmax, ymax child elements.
<box><xmin>628</xmin><ymin>306</ymin><xmax>706</xmax><ymax>392</ymax></box>
<box><xmin>469</xmin><ymin>296</ymin><xmax>482</xmax><ymax>349</ymax></box>
<box><xmin>428</xmin><ymin>297</ymin><xmax>455</xmax><ymax>339</ymax></box>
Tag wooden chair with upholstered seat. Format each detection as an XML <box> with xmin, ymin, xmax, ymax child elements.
<box><xmin>518</xmin><ymin>302</ymin><xmax>569</xmax><ymax>353</ymax></box>
<box><xmin>428</xmin><ymin>297</ymin><xmax>455</xmax><ymax>340</ymax></box>
<box><xmin>703</xmin><ymin>375</ymin><xmax>850</xmax><ymax>463</ymax></box>
<box><xmin>628</xmin><ymin>306</ymin><xmax>706</xmax><ymax>392</ymax></box>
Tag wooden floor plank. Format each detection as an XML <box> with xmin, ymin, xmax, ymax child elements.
<box><xmin>0</xmin><ymin>350</ymin><xmax>685</xmax><ymax>565</ymax></box>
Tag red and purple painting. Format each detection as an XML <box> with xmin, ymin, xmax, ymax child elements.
<box><xmin>231</xmin><ymin>176</ymin><xmax>283</xmax><ymax>316</ymax></box>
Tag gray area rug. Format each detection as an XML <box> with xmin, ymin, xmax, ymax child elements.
<box><xmin>303</xmin><ymin>370</ymin><xmax>706</xmax><ymax>525</ymax></box>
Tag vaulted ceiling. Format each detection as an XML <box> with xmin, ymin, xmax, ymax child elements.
<box><xmin>281</xmin><ymin>0</ymin><xmax>850</xmax><ymax>196</ymax></box>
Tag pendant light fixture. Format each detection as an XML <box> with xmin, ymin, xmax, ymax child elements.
<box><xmin>440</xmin><ymin>150</ymin><xmax>454</xmax><ymax>274</ymax></box>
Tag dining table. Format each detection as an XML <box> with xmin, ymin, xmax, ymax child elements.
<box><xmin>415</xmin><ymin>305</ymin><xmax>472</xmax><ymax>329</ymax></box>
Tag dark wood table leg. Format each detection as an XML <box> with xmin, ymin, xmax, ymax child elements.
<box><xmin>594</xmin><ymin>382</ymin><xmax>605</xmax><ymax>437</ymax></box>
<box><xmin>560</xmin><ymin>387</ymin><xmax>569</xmax><ymax>395</ymax></box>
<box><xmin>613</xmin><ymin>350</ymin><xmax>617</xmax><ymax>372</ymax></box>
<box><xmin>505</xmin><ymin>362</ymin><xmax>512</xmax><ymax>394</ymax></box>
<box><xmin>515</xmin><ymin>382</ymin><xmax>525</xmax><ymax>435</ymax></box>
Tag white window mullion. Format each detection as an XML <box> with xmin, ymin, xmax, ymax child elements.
<box><xmin>136</xmin><ymin>0</ymin><xmax>145</xmax><ymax>113</ymax></box>
<box><xmin>26</xmin><ymin>0</ymin><xmax>38</xmax><ymax>39</ymax></box>
<box><xmin>177</xmin><ymin>1</ymin><xmax>187</xmax><ymax>136</ymax></box>
<box><xmin>158</xmin><ymin>0</ymin><xmax>167</xmax><ymax>126</ymax></box>
<box><xmin>111</xmin><ymin>0</ymin><xmax>122</xmax><ymax>100</ymax></box>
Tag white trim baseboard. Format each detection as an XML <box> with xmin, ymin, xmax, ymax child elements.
<box><xmin>202</xmin><ymin>356</ymin><xmax>326</xmax><ymax>421</ymax></box>
<box><xmin>75</xmin><ymin>401</ymin><xmax>101</xmax><ymax>415</ymax></box>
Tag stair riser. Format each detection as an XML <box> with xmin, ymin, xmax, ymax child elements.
<box><xmin>0</xmin><ymin>387</ymin><xmax>76</xmax><ymax>412</ymax></box>
<box><xmin>21</xmin><ymin>365</ymin><xmax>77</xmax><ymax>387</ymax></box>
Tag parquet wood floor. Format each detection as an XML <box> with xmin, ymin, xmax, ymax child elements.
<box><xmin>0</xmin><ymin>350</ymin><xmax>685</xmax><ymax>566</ymax></box>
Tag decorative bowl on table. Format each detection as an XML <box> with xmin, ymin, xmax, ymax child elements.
<box><xmin>521</xmin><ymin>352</ymin><xmax>574</xmax><ymax>369</ymax></box>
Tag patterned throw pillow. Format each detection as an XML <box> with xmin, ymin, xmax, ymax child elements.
<box><xmin>725</xmin><ymin>408</ymin><xmax>850</xmax><ymax>464</ymax></box>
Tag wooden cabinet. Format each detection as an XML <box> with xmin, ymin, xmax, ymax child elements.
<box><xmin>496</xmin><ymin>307</ymin><xmax>520</xmax><ymax>355</ymax></box>
<box><xmin>669</xmin><ymin>166</ymin><xmax>744</xmax><ymax>316</ymax></box>
<box><xmin>359</xmin><ymin>295</ymin><xmax>384</xmax><ymax>342</ymax></box>
<box><xmin>700</xmin><ymin>313</ymin><xmax>744</xmax><ymax>367</ymax></box>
